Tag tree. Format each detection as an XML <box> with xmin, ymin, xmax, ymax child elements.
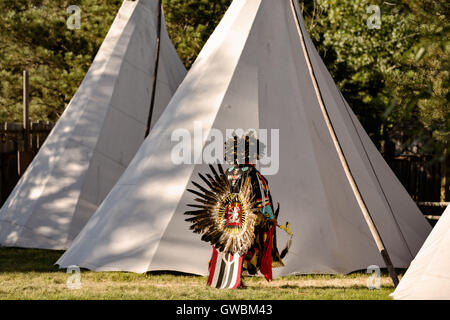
<box><xmin>385</xmin><ymin>0</ymin><xmax>449</xmax><ymax>152</ymax></box>
<box><xmin>0</xmin><ymin>0</ymin><xmax>122</xmax><ymax>122</ymax></box>
<box><xmin>386</xmin><ymin>0</ymin><xmax>449</xmax><ymax>200</ymax></box>
<box><xmin>299</xmin><ymin>0</ymin><xmax>425</xmax><ymax>150</ymax></box>
<box><xmin>300</xmin><ymin>0</ymin><xmax>448</xmax><ymax>200</ymax></box>
<box><xmin>163</xmin><ymin>0</ymin><xmax>231</xmax><ymax>68</ymax></box>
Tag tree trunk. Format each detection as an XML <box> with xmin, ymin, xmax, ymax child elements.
<box><xmin>441</xmin><ymin>147</ymin><xmax>448</xmax><ymax>202</ymax></box>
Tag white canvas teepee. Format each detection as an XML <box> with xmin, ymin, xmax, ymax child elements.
<box><xmin>0</xmin><ymin>0</ymin><xmax>186</xmax><ymax>250</ymax></box>
<box><xmin>57</xmin><ymin>0</ymin><xmax>431</xmax><ymax>275</ymax></box>
<box><xmin>391</xmin><ymin>205</ymin><xmax>450</xmax><ymax>300</ymax></box>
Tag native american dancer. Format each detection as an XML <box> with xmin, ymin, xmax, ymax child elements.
<box><xmin>184</xmin><ymin>133</ymin><xmax>291</xmax><ymax>289</ymax></box>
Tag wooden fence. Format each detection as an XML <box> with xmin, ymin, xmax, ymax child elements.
<box><xmin>388</xmin><ymin>155</ymin><xmax>446</xmax><ymax>202</ymax></box>
<box><xmin>0</xmin><ymin>121</ymin><xmax>448</xmax><ymax>220</ymax></box>
<box><xmin>0</xmin><ymin>121</ymin><xmax>53</xmax><ymax>204</ymax></box>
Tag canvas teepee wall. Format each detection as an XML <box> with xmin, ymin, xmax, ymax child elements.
<box><xmin>0</xmin><ymin>0</ymin><xmax>186</xmax><ymax>250</ymax></box>
<box><xmin>57</xmin><ymin>0</ymin><xmax>430</xmax><ymax>275</ymax></box>
<box><xmin>391</xmin><ymin>205</ymin><xmax>450</xmax><ymax>299</ymax></box>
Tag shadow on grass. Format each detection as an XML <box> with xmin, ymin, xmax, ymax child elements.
<box><xmin>146</xmin><ymin>270</ymin><xmax>203</xmax><ymax>277</ymax></box>
<box><xmin>0</xmin><ymin>247</ymin><xmax>64</xmax><ymax>273</ymax></box>
<box><xmin>0</xmin><ymin>248</ymin><xmax>206</xmax><ymax>276</ymax></box>
<box><xmin>0</xmin><ymin>247</ymin><xmax>407</xmax><ymax>286</ymax></box>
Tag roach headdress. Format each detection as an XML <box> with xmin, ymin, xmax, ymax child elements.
<box><xmin>224</xmin><ymin>131</ymin><xmax>266</xmax><ymax>165</ymax></box>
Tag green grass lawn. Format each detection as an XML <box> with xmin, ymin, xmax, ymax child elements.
<box><xmin>0</xmin><ymin>248</ymin><xmax>396</xmax><ymax>300</ymax></box>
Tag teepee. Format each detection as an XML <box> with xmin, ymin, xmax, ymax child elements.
<box><xmin>0</xmin><ymin>0</ymin><xmax>186</xmax><ymax>250</ymax></box>
<box><xmin>57</xmin><ymin>0</ymin><xmax>430</xmax><ymax>276</ymax></box>
<box><xmin>392</xmin><ymin>205</ymin><xmax>450</xmax><ymax>299</ymax></box>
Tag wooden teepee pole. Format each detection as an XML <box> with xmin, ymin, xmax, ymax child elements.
<box><xmin>289</xmin><ymin>0</ymin><xmax>399</xmax><ymax>287</ymax></box>
<box><xmin>145</xmin><ymin>0</ymin><xmax>162</xmax><ymax>137</ymax></box>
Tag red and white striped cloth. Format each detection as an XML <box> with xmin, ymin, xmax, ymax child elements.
<box><xmin>207</xmin><ymin>247</ymin><xmax>243</xmax><ymax>289</ymax></box>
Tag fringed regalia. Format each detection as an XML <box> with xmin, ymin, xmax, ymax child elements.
<box><xmin>185</xmin><ymin>163</ymin><xmax>284</xmax><ymax>288</ymax></box>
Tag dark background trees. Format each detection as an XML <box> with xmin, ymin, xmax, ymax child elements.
<box><xmin>0</xmin><ymin>0</ymin><xmax>122</xmax><ymax>122</ymax></box>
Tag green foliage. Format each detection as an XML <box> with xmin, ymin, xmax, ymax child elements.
<box><xmin>300</xmin><ymin>0</ymin><xmax>449</xmax><ymax>156</ymax></box>
<box><xmin>300</xmin><ymin>1</ymin><xmax>414</xmax><ymax>149</ymax></box>
<box><xmin>384</xmin><ymin>0</ymin><xmax>449</xmax><ymax>157</ymax></box>
<box><xmin>163</xmin><ymin>0</ymin><xmax>231</xmax><ymax>68</ymax></box>
<box><xmin>0</xmin><ymin>0</ymin><xmax>122</xmax><ymax>122</ymax></box>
